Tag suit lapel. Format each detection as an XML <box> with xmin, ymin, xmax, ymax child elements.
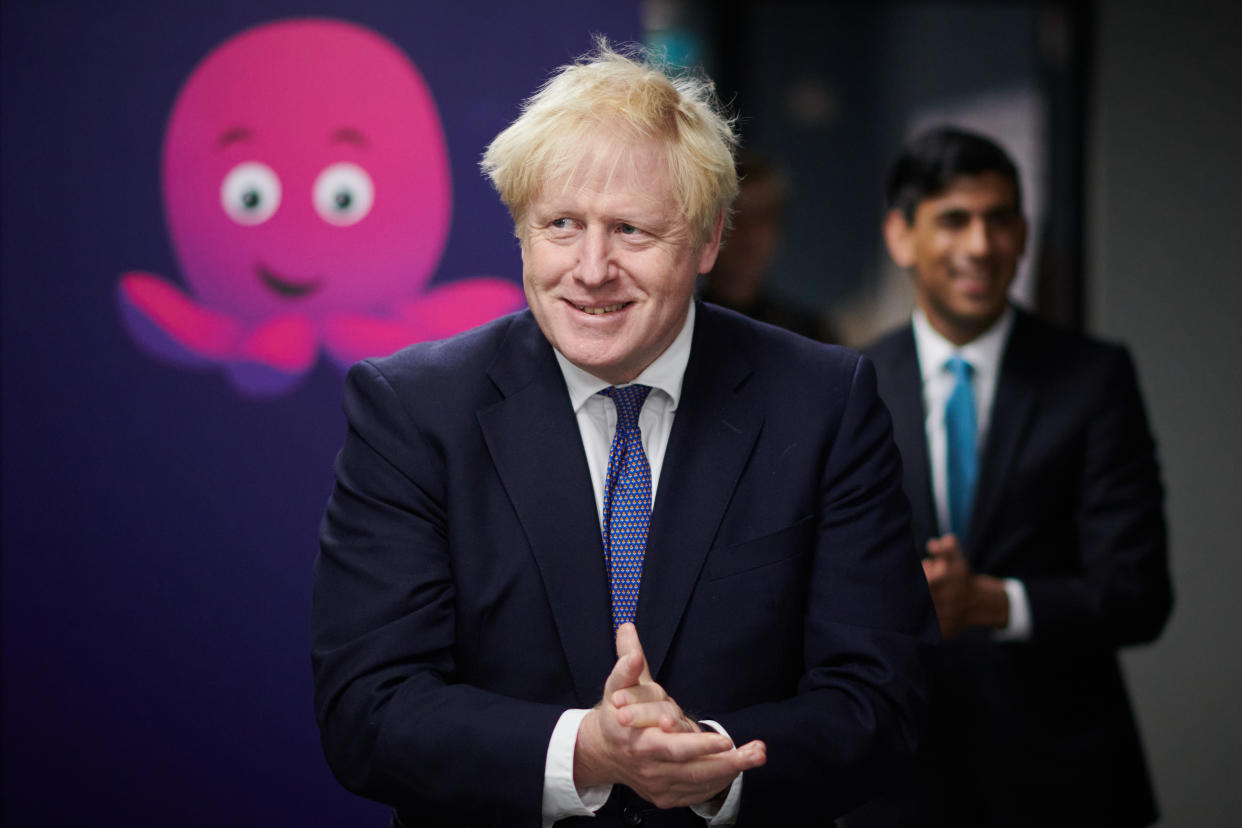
<box><xmin>876</xmin><ymin>327</ymin><xmax>938</xmax><ymax>545</ymax></box>
<box><xmin>638</xmin><ymin>305</ymin><xmax>762</xmax><ymax>680</ymax></box>
<box><xmin>477</xmin><ymin>314</ymin><xmax>615</xmax><ymax>705</ymax></box>
<box><xmin>969</xmin><ymin>311</ymin><xmax>1039</xmax><ymax>564</ymax></box>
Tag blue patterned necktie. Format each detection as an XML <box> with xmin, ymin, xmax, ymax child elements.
<box><xmin>600</xmin><ymin>384</ymin><xmax>653</xmax><ymax>630</ymax></box>
<box><xmin>944</xmin><ymin>356</ymin><xmax>978</xmax><ymax>540</ymax></box>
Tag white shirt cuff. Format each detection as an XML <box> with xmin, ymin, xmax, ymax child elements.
<box><xmin>542</xmin><ymin>708</ymin><xmax>611</xmax><ymax>828</ymax></box>
<box><xmin>993</xmin><ymin>578</ymin><xmax>1033</xmax><ymax>641</ymax></box>
<box><xmin>690</xmin><ymin>720</ymin><xmax>743</xmax><ymax>825</ymax></box>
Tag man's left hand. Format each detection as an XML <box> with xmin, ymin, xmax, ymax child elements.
<box><xmin>923</xmin><ymin>535</ymin><xmax>1009</xmax><ymax>639</ymax></box>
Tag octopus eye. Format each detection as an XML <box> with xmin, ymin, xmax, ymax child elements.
<box><xmin>313</xmin><ymin>162</ymin><xmax>374</xmax><ymax>226</ymax></box>
<box><xmin>220</xmin><ymin>162</ymin><xmax>282</xmax><ymax>225</ymax></box>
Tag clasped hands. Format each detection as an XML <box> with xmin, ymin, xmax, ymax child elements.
<box><xmin>574</xmin><ymin>622</ymin><xmax>767</xmax><ymax>810</ymax></box>
<box><xmin>923</xmin><ymin>534</ymin><xmax>1009</xmax><ymax>640</ymax></box>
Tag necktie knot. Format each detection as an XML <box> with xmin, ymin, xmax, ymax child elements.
<box><xmin>603</xmin><ymin>384</ymin><xmax>652</xmax><ymax>431</ymax></box>
<box><xmin>946</xmin><ymin>355</ymin><xmax>974</xmax><ymax>381</ymax></box>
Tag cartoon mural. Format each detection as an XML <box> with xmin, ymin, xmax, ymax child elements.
<box><xmin>118</xmin><ymin>19</ymin><xmax>525</xmax><ymax>395</ymax></box>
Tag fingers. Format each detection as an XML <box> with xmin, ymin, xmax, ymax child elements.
<box><xmin>616</xmin><ymin>699</ymin><xmax>696</xmax><ymax>731</ymax></box>
<box><xmin>615</xmin><ymin>621</ymin><xmax>638</xmax><ymax>659</ymax></box>
<box><xmin>590</xmin><ymin>630</ymin><xmax>770</xmax><ymax>810</ymax></box>
<box><xmin>923</xmin><ymin>557</ymin><xmax>954</xmax><ymax>590</ymax></box>
<box><xmin>606</xmin><ymin>625</ymin><xmax>690</xmax><ymax>736</ymax></box>
<box><xmin>614</xmin><ymin>622</ymin><xmax>653</xmax><ymax>683</ymax></box>
<box><xmin>603</xmin><ymin>650</ymin><xmax>645</xmax><ymax>703</ymax></box>
<box><xmin>605</xmin><ymin>624</ymin><xmax>648</xmax><ymax>698</ymax></box>
<box><xmin>718</xmin><ymin>739</ymin><xmax>766</xmax><ymax>773</ymax></box>
<box><xmin>926</xmin><ymin>534</ymin><xmax>963</xmax><ymax>559</ymax></box>
<box><xmin>923</xmin><ymin>537</ymin><xmax>972</xmax><ymax>640</ymax></box>
<box><xmin>607</xmin><ymin>623</ymin><xmax>740</xmax><ymax>754</ymax></box>
<box><xmin>625</xmin><ymin>726</ymin><xmax>738</xmax><ymax>764</ymax></box>
<box><xmin>610</xmin><ymin>676</ymin><xmax>672</xmax><ymax>709</ymax></box>
<box><xmin>627</xmin><ymin>738</ymin><xmax>767</xmax><ymax>810</ymax></box>
<box><xmin>608</xmin><ymin>650</ymin><xmax>696</xmax><ymax>732</ymax></box>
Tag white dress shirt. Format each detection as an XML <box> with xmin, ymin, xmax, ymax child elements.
<box><xmin>541</xmin><ymin>302</ymin><xmax>744</xmax><ymax>826</ymax></box>
<box><xmin>911</xmin><ymin>307</ymin><xmax>1032</xmax><ymax>641</ymax></box>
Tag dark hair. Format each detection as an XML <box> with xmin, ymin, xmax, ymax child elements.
<box><xmin>885</xmin><ymin>126</ymin><xmax>1022</xmax><ymax>222</ymax></box>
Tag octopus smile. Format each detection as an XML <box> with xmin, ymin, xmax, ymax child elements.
<box><xmin>258</xmin><ymin>264</ymin><xmax>323</xmax><ymax>299</ymax></box>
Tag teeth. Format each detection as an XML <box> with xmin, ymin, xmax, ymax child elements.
<box><xmin>577</xmin><ymin>303</ymin><xmax>626</xmax><ymax>315</ymax></box>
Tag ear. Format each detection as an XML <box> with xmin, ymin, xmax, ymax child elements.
<box><xmin>883</xmin><ymin>208</ymin><xmax>917</xmax><ymax>269</ymax></box>
<box><xmin>696</xmin><ymin>210</ymin><xmax>727</xmax><ymax>274</ymax></box>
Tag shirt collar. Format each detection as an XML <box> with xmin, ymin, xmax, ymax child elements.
<box><xmin>912</xmin><ymin>304</ymin><xmax>1014</xmax><ymax>381</ymax></box>
<box><xmin>554</xmin><ymin>300</ymin><xmax>695</xmax><ymax>413</ymax></box>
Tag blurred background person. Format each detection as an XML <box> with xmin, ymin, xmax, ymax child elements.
<box><xmin>700</xmin><ymin>150</ymin><xmax>836</xmax><ymax>342</ymax></box>
<box><xmin>845</xmin><ymin>125</ymin><xmax>1172</xmax><ymax>828</ymax></box>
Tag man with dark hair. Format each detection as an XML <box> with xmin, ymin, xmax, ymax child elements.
<box><xmin>701</xmin><ymin>151</ymin><xmax>836</xmax><ymax>343</ymax></box>
<box><xmin>846</xmin><ymin>126</ymin><xmax>1173</xmax><ymax>827</ymax></box>
<box><xmin>884</xmin><ymin>128</ymin><xmax>1022</xmax><ymax>227</ymax></box>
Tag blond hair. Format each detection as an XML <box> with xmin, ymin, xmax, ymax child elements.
<box><xmin>480</xmin><ymin>39</ymin><xmax>738</xmax><ymax>244</ymax></box>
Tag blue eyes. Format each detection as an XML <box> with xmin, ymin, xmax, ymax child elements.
<box><xmin>549</xmin><ymin>219</ymin><xmax>642</xmax><ymax>236</ymax></box>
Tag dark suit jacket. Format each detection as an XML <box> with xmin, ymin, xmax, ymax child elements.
<box><xmin>850</xmin><ymin>309</ymin><xmax>1172</xmax><ymax>827</ymax></box>
<box><xmin>312</xmin><ymin>302</ymin><xmax>939</xmax><ymax>827</ymax></box>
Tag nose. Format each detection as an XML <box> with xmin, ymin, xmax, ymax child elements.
<box><xmin>965</xmin><ymin>217</ymin><xmax>992</xmax><ymax>257</ymax></box>
<box><xmin>575</xmin><ymin>226</ymin><xmax>614</xmax><ymax>286</ymax></box>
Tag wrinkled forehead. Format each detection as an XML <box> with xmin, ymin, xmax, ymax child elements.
<box><xmin>557</xmin><ymin>129</ymin><xmax>666</xmax><ymax>187</ymax></box>
<box><xmin>526</xmin><ymin>126</ymin><xmax>686</xmax><ymax>223</ymax></box>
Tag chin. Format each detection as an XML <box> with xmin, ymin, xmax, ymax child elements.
<box><xmin>561</xmin><ymin>345</ymin><xmax>619</xmax><ymax>374</ymax></box>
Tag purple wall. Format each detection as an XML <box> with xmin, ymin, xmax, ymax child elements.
<box><xmin>1</xmin><ymin>2</ymin><xmax>640</xmax><ymax>824</ymax></box>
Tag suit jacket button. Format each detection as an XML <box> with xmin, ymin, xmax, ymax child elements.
<box><xmin>620</xmin><ymin>805</ymin><xmax>643</xmax><ymax>826</ymax></box>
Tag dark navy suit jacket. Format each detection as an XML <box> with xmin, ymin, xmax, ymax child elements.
<box><xmin>849</xmin><ymin>309</ymin><xmax>1173</xmax><ymax>827</ymax></box>
<box><xmin>312</xmin><ymin>302</ymin><xmax>938</xmax><ymax>827</ymax></box>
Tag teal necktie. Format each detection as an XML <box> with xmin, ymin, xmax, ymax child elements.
<box><xmin>945</xmin><ymin>356</ymin><xmax>977</xmax><ymax>540</ymax></box>
<box><xmin>600</xmin><ymin>384</ymin><xmax>652</xmax><ymax>630</ymax></box>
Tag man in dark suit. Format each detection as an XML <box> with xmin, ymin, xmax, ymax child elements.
<box><xmin>700</xmin><ymin>151</ymin><xmax>836</xmax><ymax>344</ymax></box>
<box><xmin>311</xmin><ymin>43</ymin><xmax>938</xmax><ymax>827</ymax></box>
<box><xmin>849</xmin><ymin>126</ymin><xmax>1173</xmax><ymax>827</ymax></box>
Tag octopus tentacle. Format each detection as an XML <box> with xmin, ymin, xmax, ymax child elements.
<box><xmin>322</xmin><ymin>277</ymin><xmax>524</xmax><ymax>367</ymax></box>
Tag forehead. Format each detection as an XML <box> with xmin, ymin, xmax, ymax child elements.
<box><xmin>533</xmin><ymin>136</ymin><xmax>677</xmax><ymax>213</ymax></box>
<box><xmin>918</xmin><ymin>171</ymin><xmax>1020</xmax><ymax>215</ymax></box>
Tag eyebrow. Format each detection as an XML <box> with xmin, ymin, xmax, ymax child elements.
<box><xmin>217</xmin><ymin>126</ymin><xmax>253</xmax><ymax>149</ymax></box>
<box><xmin>933</xmin><ymin>203</ymin><xmax>1018</xmax><ymax>220</ymax></box>
<box><xmin>330</xmin><ymin>127</ymin><xmax>369</xmax><ymax>148</ymax></box>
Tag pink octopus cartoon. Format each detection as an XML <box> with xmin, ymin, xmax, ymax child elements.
<box><xmin>118</xmin><ymin>19</ymin><xmax>524</xmax><ymax>395</ymax></box>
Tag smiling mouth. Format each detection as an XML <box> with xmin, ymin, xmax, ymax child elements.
<box><xmin>574</xmin><ymin>302</ymin><xmax>631</xmax><ymax>315</ymax></box>
<box><xmin>258</xmin><ymin>264</ymin><xmax>323</xmax><ymax>299</ymax></box>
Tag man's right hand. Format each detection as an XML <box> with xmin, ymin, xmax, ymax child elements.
<box><xmin>923</xmin><ymin>534</ymin><xmax>1010</xmax><ymax>639</ymax></box>
<box><xmin>573</xmin><ymin>623</ymin><xmax>766</xmax><ymax>809</ymax></box>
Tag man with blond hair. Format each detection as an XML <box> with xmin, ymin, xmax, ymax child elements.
<box><xmin>312</xmin><ymin>42</ymin><xmax>937</xmax><ymax>827</ymax></box>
